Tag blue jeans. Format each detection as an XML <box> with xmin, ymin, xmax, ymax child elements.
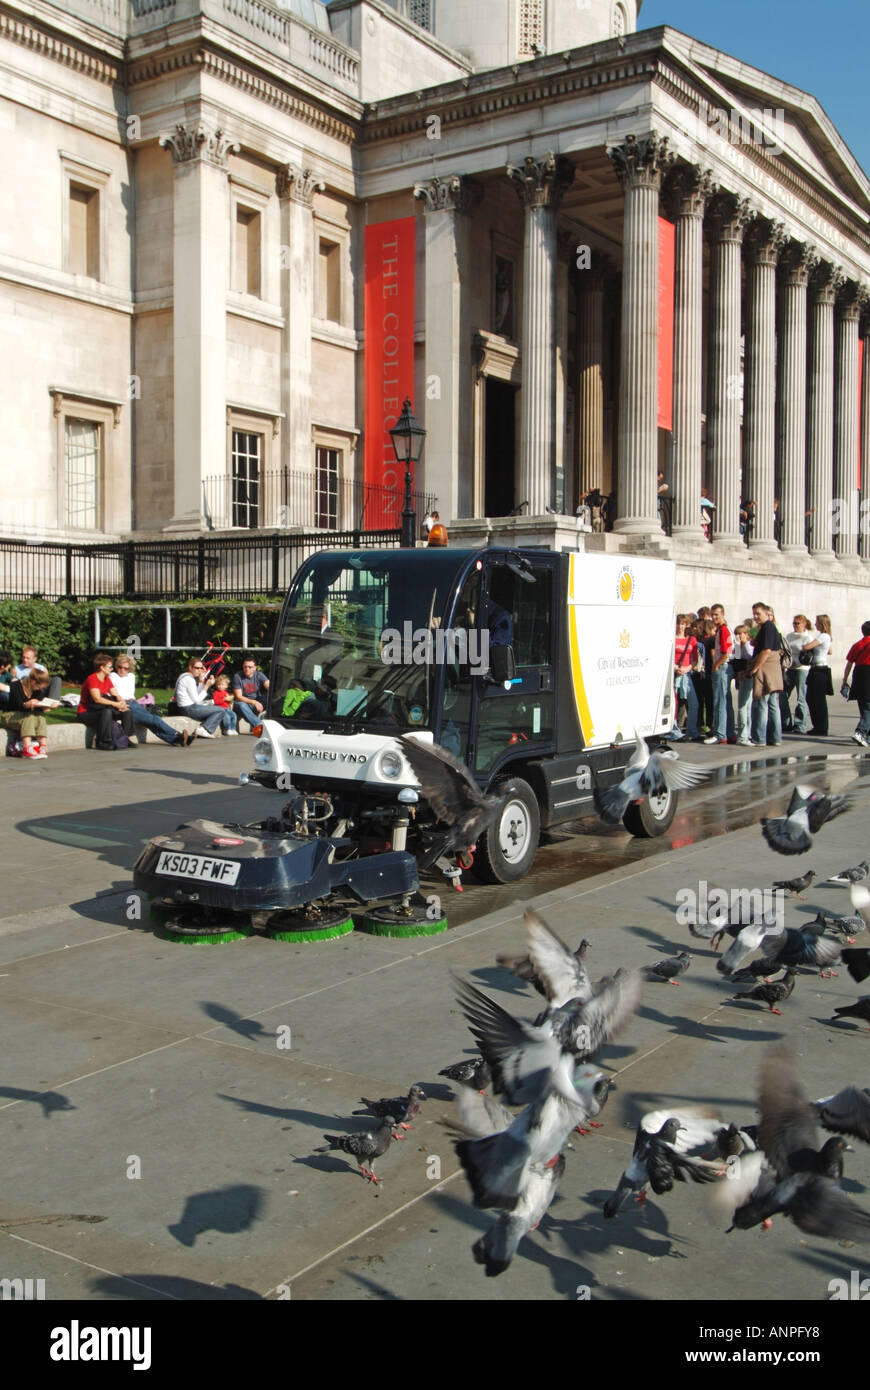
<box><xmin>753</xmin><ymin>691</ymin><xmax>782</xmax><ymax>745</ymax></box>
<box><xmin>735</xmin><ymin>675</ymin><xmax>753</xmax><ymax>740</ymax></box>
<box><xmin>130</xmin><ymin>700</ymin><xmax>183</xmax><ymax>746</ymax></box>
<box><xmin>784</xmin><ymin>666</ymin><xmax>808</xmax><ymax>732</ymax></box>
<box><xmin>675</xmin><ymin>674</ymin><xmax>699</xmax><ymax>737</ymax></box>
<box><xmin>856</xmin><ymin>701</ymin><xmax>870</xmax><ymax>738</ymax></box>
<box><xmin>178</xmin><ymin>702</ymin><xmax>234</xmax><ymax>734</ymax></box>
<box><xmin>712</xmin><ymin>663</ymin><xmax>735</xmax><ymax>739</ymax></box>
<box><xmin>233</xmin><ymin>701</ymin><xmax>265</xmax><ymax>729</ymax></box>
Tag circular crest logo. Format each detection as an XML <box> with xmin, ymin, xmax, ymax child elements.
<box><xmin>617</xmin><ymin>566</ymin><xmax>635</xmax><ymax>602</ymax></box>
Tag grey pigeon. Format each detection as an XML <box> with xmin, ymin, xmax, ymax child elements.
<box><xmin>716</xmin><ymin>922</ymin><xmax>784</xmax><ymax>976</ymax></box>
<box><xmin>454</xmin><ymin>972</ymin><xmax>642</xmax><ymax>1107</ymax></box>
<box><xmin>439</xmin><ymin>1056</ymin><xmax>492</xmax><ymax>1092</ymax></box>
<box><xmin>647</xmin><ymin>951</ymin><xmax>692</xmax><ymax>985</ymax></box>
<box><xmin>496</xmin><ymin>908</ymin><xmax>591</xmax><ymax>1007</ymax></box>
<box><xmin>733</xmin><ymin>967</ymin><xmax>797</xmax><ymax>1015</ymax></box>
<box><xmin>772</xmin><ymin>870</ymin><xmax>816</xmax><ymax>898</ymax></box>
<box><xmin>594</xmin><ymin>733</ymin><xmax>709</xmax><ymax>826</ymax></box>
<box><xmin>827</xmin><ymin>860</ymin><xmax>869</xmax><ymax>885</ymax></box>
<box><xmin>353</xmin><ymin>1085</ymin><xmax>425</xmax><ymax>1130</ymax></box>
<box><xmin>814</xmin><ymin>1087</ymin><xmax>870</xmax><ymax>1145</ymax></box>
<box><xmin>728</xmin><ymin>1046</ymin><xmax>870</xmax><ymax>1241</ymax></box>
<box><xmin>397</xmin><ymin>736</ymin><xmax>507</xmax><ymax>859</ymax></box>
<box><xmin>761</xmin><ymin>786</ymin><xmax>851</xmax><ymax>856</ymax></box>
<box><xmin>714</xmin><ymin>1123</ymin><xmax>759</xmax><ymax>1159</ymax></box>
<box><xmin>473</xmin><ymin>1154</ymin><xmax>565</xmax><ymax>1277</ymax></box>
<box><xmin>317</xmin><ymin>1116</ymin><xmax>397</xmax><ymax>1184</ymax></box>
<box><xmin>762</xmin><ymin>927</ymin><xmax>841</xmax><ymax>977</ymax></box>
<box><xmin>604</xmin><ymin>1106</ymin><xmax>723</xmax><ymax>1219</ymax></box>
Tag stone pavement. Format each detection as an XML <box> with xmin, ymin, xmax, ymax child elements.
<box><xmin>1</xmin><ymin>709</ymin><xmax>869</xmax><ymax>1301</ymax></box>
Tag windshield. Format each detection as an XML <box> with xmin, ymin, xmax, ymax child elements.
<box><xmin>270</xmin><ymin>550</ymin><xmax>469</xmax><ymax>731</ymax></box>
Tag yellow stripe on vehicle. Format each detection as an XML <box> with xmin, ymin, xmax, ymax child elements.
<box><xmin>567</xmin><ymin>555</ymin><xmax>594</xmax><ymax>743</ymax></box>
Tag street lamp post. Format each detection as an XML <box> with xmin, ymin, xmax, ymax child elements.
<box><xmin>389</xmin><ymin>397</ymin><xmax>426</xmax><ymax>549</ymax></box>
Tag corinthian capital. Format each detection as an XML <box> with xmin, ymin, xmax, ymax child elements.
<box><xmin>707</xmin><ymin>193</ymin><xmax>754</xmax><ymax>244</ymax></box>
<box><xmin>812</xmin><ymin>261</ymin><xmax>847</xmax><ymax>306</ymax></box>
<box><xmin>666</xmin><ymin>164</ymin><xmax>717</xmax><ymax>219</ymax></box>
<box><xmin>507</xmin><ymin>153</ymin><xmax>574</xmax><ymax>209</ymax></box>
<box><xmin>607</xmin><ymin>133</ymin><xmax>674</xmax><ymax>191</ymax></box>
<box><xmin>745</xmin><ymin>218</ymin><xmax>787</xmax><ymax>267</ymax></box>
<box><xmin>276</xmin><ymin>164</ymin><xmax>325</xmax><ymax>204</ymax></box>
<box><xmin>413</xmin><ymin>174</ymin><xmax>482</xmax><ymax>216</ymax></box>
<box><xmin>837</xmin><ymin>281</ymin><xmax>867</xmax><ymax>322</ymax></box>
<box><xmin>158</xmin><ymin>123</ymin><xmax>240</xmax><ymax>169</ymax></box>
<box><xmin>779</xmin><ymin>240</ymin><xmax>819</xmax><ymax>287</ymax></box>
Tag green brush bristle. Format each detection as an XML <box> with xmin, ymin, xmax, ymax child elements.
<box><xmin>357</xmin><ymin>916</ymin><xmax>448</xmax><ymax>938</ymax></box>
<box><xmin>267</xmin><ymin>918</ymin><xmax>354</xmax><ymax>944</ymax></box>
<box><xmin>157</xmin><ymin>927</ymin><xmax>252</xmax><ymax>944</ymax></box>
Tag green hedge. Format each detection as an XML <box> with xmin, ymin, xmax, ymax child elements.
<box><xmin>0</xmin><ymin>599</ymin><xmax>280</xmax><ymax>687</ymax></box>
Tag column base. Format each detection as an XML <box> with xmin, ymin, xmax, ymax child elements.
<box><xmin>809</xmin><ymin>548</ymin><xmax>835</xmax><ymax>560</ymax></box>
<box><xmin>710</xmin><ymin>534</ymin><xmax>745</xmax><ymax>551</ymax></box>
<box><xmin>747</xmin><ymin>537</ymin><xmax>780</xmax><ymax>553</ymax></box>
<box><xmin>779</xmin><ymin>544</ymin><xmax>808</xmax><ymax>557</ymax></box>
<box><xmin>613</xmin><ymin>517</ymin><xmax>664</xmax><ymax>537</ymax></box>
<box><xmin>164</xmin><ymin>511</ymin><xmax>205</xmax><ymax>533</ymax></box>
<box><xmin>671</xmin><ymin>525</ymin><xmax>707</xmax><ymax>541</ymax></box>
<box><xmin>834</xmin><ymin>551</ymin><xmax>863</xmax><ymax>568</ymax></box>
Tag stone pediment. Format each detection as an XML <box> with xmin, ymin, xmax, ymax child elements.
<box><xmin>663</xmin><ymin>29</ymin><xmax>870</xmax><ymax>216</ymax></box>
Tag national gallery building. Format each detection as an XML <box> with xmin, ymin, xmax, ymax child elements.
<box><xmin>2</xmin><ymin>0</ymin><xmax>870</xmax><ymax>623</ymax></box>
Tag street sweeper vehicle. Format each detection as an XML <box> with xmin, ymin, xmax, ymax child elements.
<box><xmin>133</xmin><ymin>546</ymin><xmax>680</xmax><ymax>941</ymax></box>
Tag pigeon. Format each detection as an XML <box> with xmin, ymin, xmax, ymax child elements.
<box><xmin>850</xmin><ymin>884</ymin><xmax>870</xmax><ymax>933</ymax></box>
<box><xmin>827</xmin><ymin>860</ymin><xmax>869</xmax><ymax>886</ymax></box>
<box><xmin>647</xmin><ymin>951</ymin><xmax>692</xmax><ymax>985</ymax></box>
<box><xmin>453</xmin><ymin>971</ymin><xmax>643</xmax><ymax>1107</ymax></box>
<box><xmin>761</xmin><ymin>786</ymin><xmax>851</xmax><ymax>856</ymax></box>
<box><xmin>717</xmin><ymin>922</ymin><xmax>784</xmax><ymax>977</ymax></box>
<box><xmin>762</xmin><ymin>927</ymin><xmax>841</xmax><ymax>978</ymax></box>
<box><xmin>496</xmin><ymin>908</ymin><xmax>592</xmax><ymax>1008</ymax></box>
<box><xmin>729</xmin><ymin>959</ymin><xmax>777</xmax><ymax>984</ymax></box>
<box><xmin>317</xmin><ymin>1116</ymin><xmax>398</xmax><ymax>1183</ymax></box>
<box><xmin>439</xmin><ymin>1057</ymin><xmax>492</xmax><ymax>1092</ymax></box>
<box><xmin>832</xmin><ymin>997</ymin><xmax>870</xmax><ymax>1030</ymax></box>
<box><xmin>593</xmin><ymin>732</ymin><xmax>709</xmax><ymax>826</ymax></box>
<box><xmin>708</xmin><ymin>1148</ymin><xmax>776</xmax><ymax>1232</ymax></box>
<box><xmin>472</xmin><ymin>1154</ymin><xmax>565</xmax><ymax>1277</ymax></box>
<box><xmin>772</xmin><ymin>870</ymin><xmax>816</xmax><ymax>898</ymax></box>
<box><xmin>841</xmin><ymin>949</ymin><xmax>870</xmax><ymax>984</ymax></box>
<box><xmin>728</xmin><ymin>1046</ymin><xmax>870</xmax><ymax>1240</ymax></box>
<box><xmin>397</xmin><ymin>735</ymin><xmax>507</xmax><ymax>860</ymax></box>
<box><xmin>713</xmin><ymin>1123</ymin><xmax>759</xmax><ymax>1159</ymax></box>
<box><xmin>814</xmin><ymin>1087</ymin><xmax>870</xmax><ymax>1145</ymax></box>
<box><xmin>603</xmin><ymin>1106</ymin><xmax>723</xmax><ymax>1218</ymax></box>
<box><xmin>812</xmin><ymin>907</ymin><xmax>864</xmax><ymax>939</ymax></box>
<box><xmin>733</xmin><ymin>967</ymin><xmax>797</xmax><ymax>1015</ymax></box>
<box><xmin>450</xmin><ymin>1066</ymin><xmax>610</xmax><ymax>1210</ymax></box>
<box><xmin>353</xmin><ymin>1085</ymin><xmax>425</xmax><ymax>1131</ymax></box>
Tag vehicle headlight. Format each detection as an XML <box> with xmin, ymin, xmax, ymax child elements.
<box><xmin>377</xmin><ymin>749</ymin><xmax>403</xmax><ymax>780</ymax></box>
<box><xmin>252</xmin><ymin>739</ymin><xmax>273</xmax><ymax>768</ymax></box>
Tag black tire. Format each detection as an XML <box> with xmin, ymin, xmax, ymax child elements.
<box><xmin>473</xmin><ymin>777</ymin><xmax>541</xmax><ymax>884</ymax></box>
<box><xmin>622</xmin><ymin>786</ymin><xmax>677</xmax><ymax>838</ymax></box>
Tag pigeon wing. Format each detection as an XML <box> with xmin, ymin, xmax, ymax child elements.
<box><xmin>398</xmin><ymin>735</ymin><xmax>484</xmax><ymax>823</ymax></box>
<box><xmin>523</xmin><ymin>908</ymin><xmax>592</xmax><ymax>1006</ymax></box>
<box><xmin>761</xmin><ymin>809</ymin><xmax>812</xmax><ymax>856</ymax></box>
<box><xmin>757</xmin><ymin>1047</ymin><xmax>819</xmax><ymax>1177</ymax></box>
<box><xmin>850</xmin><ymin>884</ymin><xmax>870</xmax><ymax>933</ymax></box>
<box><xmin>808</xmin><ymin>794</ymin><xmax>852</xmax><ymax>834</ymax></box>
<box><xmin>842</xmin><ymin>948</ymin><xmax>870</xmax><ymax>984</ymax></box>
<box><xmin>707</xmin><ymin>1151</ymin><xmax>773</xmax><ymax>1228</ymax></box>
<box><xmin>815</xmin><ymin>1086</ymin><xmax>870</xmax><ymax>1145</ymax></box>
<box><xmin>593</xmin><ymin>782</ymin><xmax>632</xmax><ymax>825</ymax></box>
<box><xmin>786</xmin><ymin>1176</ymin><xmax>870</xmax><ymax>1241</ymax></box>
<box><xmin>449</xmin><ymin>1086</ymin><xmax>516</xmax><ymax>1139</ymax></box>
<box><xmin>453</xmin><ymin>977</ymin><xmax>563</xmax><ymax>1103</ymax></box>
<box><xmin>719</xmin><ymin>923</ymin><xmax>775</xmax><ymax>975</ymax></box>
<box><xmin>640</xmin><ymin>1105</ymin><xmax>723</xmax><ymax>1153</ymax></box>
<box><xmin>571</xmin><ymin>969</ymin><xmax>643</xmax><ymax>1056</ymax></box>
<box><xmin>643</xmin><ymin>752</ymin><xmax>710</xmax><ymax>793</ymax></box>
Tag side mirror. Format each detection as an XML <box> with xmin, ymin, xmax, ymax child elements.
<box><xmin>489</xmin><ymin>644</ymin><xmax>516</xmax><ymax>683</ymax></box>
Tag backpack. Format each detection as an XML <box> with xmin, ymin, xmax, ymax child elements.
<box><xmin>110</xmin><ymin>719</ymin><xmax>130</xmax><ymax>750</ymax></box>
<box><xmin>776</xmin><ymin>629</ymin><xmax>793</xmax><ymax>672</ymax></box>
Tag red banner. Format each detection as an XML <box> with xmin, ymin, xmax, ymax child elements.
<box><xmin>657</xmin><ymin>216</ymin><xmax>675</xmax><ymax>432</ymax></box>
<box><xmin>364</xmin><ymin>217</ymin><xmax>416</xmax><ymax>527</ymax></box>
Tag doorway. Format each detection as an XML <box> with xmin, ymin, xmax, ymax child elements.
<box><xmin>484</xmin><ymin>379</ymin><xmax>517</xmax><ymax>518</ymax></box>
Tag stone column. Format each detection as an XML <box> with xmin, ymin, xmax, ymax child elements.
<box><xmin>706</xmin><ymin>194</ymin><xmax>752</xmax><ymax>547</ymax></box>
<box><xmin>856</xmin><ymin>322</ymin><xmax>861</xmax><ymax>561</ymax></box>
<box><xmin>277</xmin><ymin>165</ymin><xmax>324</xmax><ymax>488</ymax></box>
<box><xmin>413</xmin><ymin>175</ymin><xmax>481</xmax><ymax>521</ymax></box>
<box><xmin>670</xmin><ymin>166</ymin><xmax>715</xmax><ymax>538</ymax></box>
<box><xmin>834</xmin><ymin>284</ymin><xmax>863</xmax><ymax>561</ymax></box>
<box><xmin>507</xmin><ymin>153</ymin><xmax>574</xmax><ymax>514</ymax></box>
<box><xmin>159</xmin><ymin>122</ymin><xmax>239</xmax><ymax>529</ymax></box>
<box><xmin>607</xmin><ymin>133</ymin><xmax>674</xmax><ymax>534</ymax></box>
<box><xmin>777</xmin><ymin>244</ymin><xmax>815</xmax><ymax>552</ymax></box>
<box><xmin>807</xmin><ymin>264</ymin><xmax>843</xmax><ymax>557</ymax></box>
<box><xmin>743</xmin><ymin>220</ymin><xmax>785</xmax><ymax>549</ymax></box>
<box><xmin>576</xmin><ymin>258</ymin><xmax>608</xmax><ymax>499</ymax></box>
<box><xmin>554</xmin><ymin>227</ymin><xmax>575</xmax><ymax>514</ymax></box>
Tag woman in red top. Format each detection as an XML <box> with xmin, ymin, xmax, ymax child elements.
<box><xmin>78</xmin><ymin>652</ymin><xmax>136</xmax><ymax>750</ymax></box>
<box><xmin>843</xmin><ymin>622</ymin><xmax>870</xmax><ymax>747</ymax></box>
<box><xmin>673</xmin><ymin>614</ymin><xmax>700</xmax><ymax>740</ymax></box>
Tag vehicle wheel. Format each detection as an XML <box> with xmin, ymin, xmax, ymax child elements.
<box><xmin>473</xmin><ymin>777</ymin><xmax>540</xmax><ymax>884</ymax></box>
<box><xmin>622</xmin><ymin>786</ymin><xmax>677</xmax><ymax>838</ymax></box>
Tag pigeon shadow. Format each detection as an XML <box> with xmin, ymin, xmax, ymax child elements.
<box><xmin>341</xmin><ymin>1271</ymin><xmax>404</xmax><ymax>1299</ymax></box>
<box><xmin>200</xmin><ymin>1003</ymin><xmax>271</xmax><ymax>1042</ymax></box>
<box><xmin>469</xmin><ymin>965</ymin><xmax>534</xmax><ymax>998</ymax></box>
<box><xmin>292</xmin><ymin>1152</ymin><xmax>360</xmax><ymax>1177</ymax></box>
<box><xmin>88</xmin><ymin>1273</ymin><xmax>262</xmax><ymax>1300</ymax></box>
<box><xmin>217</xmin><ymin>1094</ymin><xmax>346</xmax><ymax>1129</ymax></box>
<box><xmin>553</xmin><ymin>1195</ymin><xmax>684</xmax><ymax>1263</ymax></box>
<box><xmin>167</xmin><ymin>1184</ymin><xmax>265</xmax><ymax>1247</ymax></box>
<box><xmin>0</xmin><ymin>1085</ymin><xmax>76</xmax><ymax>1117</ymax></box>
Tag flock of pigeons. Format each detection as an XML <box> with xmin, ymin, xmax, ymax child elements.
<box><xmin>311</xmin><ymin>735</ymin><xmax>870</xmax><ymax>1282</ymax></box>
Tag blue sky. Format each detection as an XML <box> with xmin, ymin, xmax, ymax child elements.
<box><xmin>639</xmin><ymin>0</ymin><xmax>869</xmax><ymax>177</ymax></box>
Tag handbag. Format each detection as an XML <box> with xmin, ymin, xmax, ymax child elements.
<box><xmin>110</xmin><ymin>719</ymin><xmax>130</xmax><ymax>750</ymax></box>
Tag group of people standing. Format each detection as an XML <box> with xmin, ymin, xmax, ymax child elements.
<box><xmin>673</xmin><ymin>604</ymin><xmax>834</xmax><ymax>748</ymax></box>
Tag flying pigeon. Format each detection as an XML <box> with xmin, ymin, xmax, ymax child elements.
<box><xmin>733</xmin><ymin>967</ymin><xmax>797</xmax><ymax>1015</ymax></box>
<box><xmin>593</xmin><ymin>732</ymin><xmax>709</xmax><ymax>826</ymax></box>
<box><xmin>761</xmin><ymin>786</ymin><xmax>851</xmax><ymax>856</ymax></box>
<box><xmin>353</xmin><ymin>1086</ymin><xmax>425</xmax><ymax>1131</ymax></box>
<box><xmin>762</xmin><ymin>927</ymin><xmax>841</xmax><ymax>978</ymax></box>
<box><xmin>849</xmin><ymin>884</ymin><xmax>870</xmax><ymax>934</ymax></box>
<box><xmin>647</xmin><ymin>951</ymin><xmax>692</xmax><ymax>985</ymax></box>
<box><xmin>832</xmin><ymin>997</ymin><xmax>870</xmax><ymax>1030</ymax></box>
<box><xmin>716</xmin><ymin>922</ymin><xmax>784</xmax><ymax>976</ymax></box>
<box><xmin>496</xmin><ymin>908</ymin><xmax>591</xmax><ymax>1008</ymax></box>
<box><xmin>439</xmin><ymin>1057</ymin><xmax>492</xmax><ymax>1092</ymax></box>
<box><xmin>772</xmin><ymin>870</ymin><xmax>816</xmax><ymax>899</ymax></box>
<box><xmin>713</xmin><ymin>1123</ymin><xmax>759</xmax><ymax>1159</ymax></box>
<box><xmin>727</xmin><ymin>1046</ymin><xmax>870</xmax><ymax>1241</ymax></box>
<box><xmin>397</xmin><ymin>735</ymin><xmax>507</xmax><ymax>861</ymax></box>
<box><xmin>827</xmin><ymin>860</ymin><xmax>869</xmax><ymax>886</ymax></box>
<box><xmin>841</xmin><ymin>949</ymin><xmax>870</xmax><ymax>984</ymax></box>
<box><xmin>472</xmin><ymin>1154</ymin><xmax>565</xmax><ymax>1277</ymax></box>
<box><xmin>814</xmin><ymin>1087</ymin><xmax>870</xmax><ymax>1145</ymax></box>
<box><xmin>708</xmin><ymin>1148</ymin><xmax>776</xmax><ymax>1232</ymax></box>
<box><xmin>317</xmin><ymin>1116</ymin><xmax>398</xmax><ymax>1184</ymax></box>
<box><xmin>453</xmin><ymin>971</ymin><xmax>643</xmax><ymax>1107</ymax></box>
<box><xmin>603</xmin><ymin>1106</ymin><xmax>723</xmax><ymax>1219</ymax></box>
